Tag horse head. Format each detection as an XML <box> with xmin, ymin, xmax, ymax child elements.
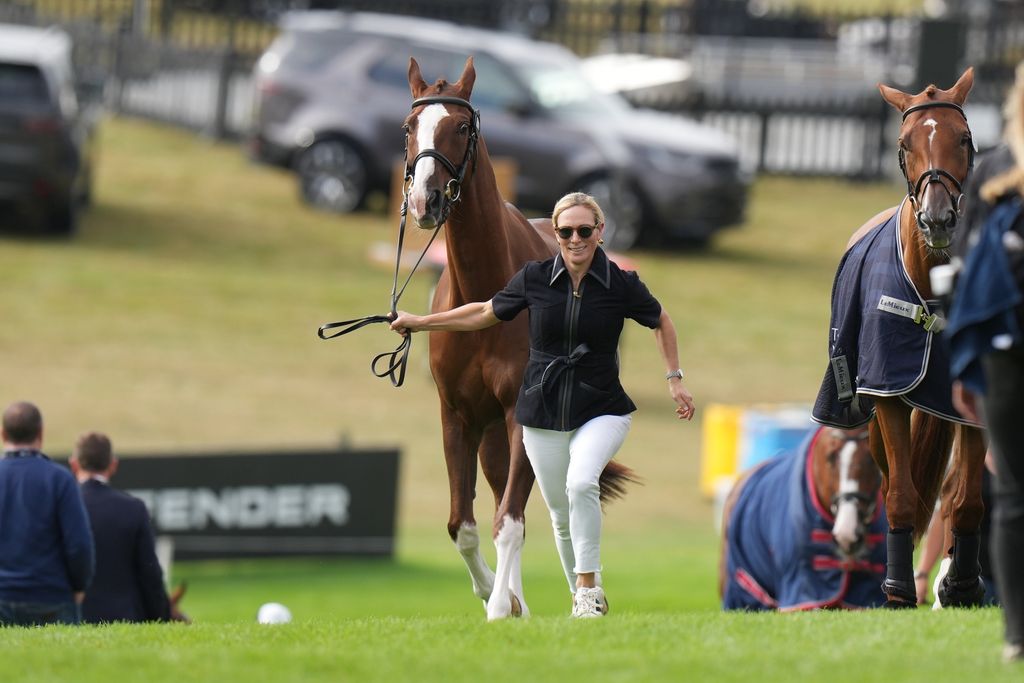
<box><xmin>879</xmin><ymin>68</ymin><xmax>975</xmax><ymax>251</ymax></box>
<box><xmin>404</xmin><ymin>56</ymin><xmax>480</xmax><ymax>230</ymax></box>
<box><xmin>817</xmin><ymin>427</ymin><xmax>882</xmax><ymax>560</ymax></box>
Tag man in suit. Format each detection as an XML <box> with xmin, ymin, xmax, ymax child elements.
<box><xmin>70</xmin><ymin>431</ymin><xmax>173</xmax><ymax>623</ymax></box>
<box><xmin>0</xmin><ymin>401</ymin><xmax>94</xmax><ymax>626</ymax></box>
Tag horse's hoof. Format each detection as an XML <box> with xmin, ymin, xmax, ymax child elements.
<box><xmin>882</xmin><ymin>597</ymin><xmax>917</xmax><ymax>609</ymax></box>
<box><xmin>937</xmin><ymin>574</ymin><xmax>985</xmax><ymax>608</ymax></box>
<box><xmin>484</xmin><ymin>591</ymin><xmax>524</xmax><ymax>620</ymax></box>
<box><xmin>509</xmin><ymin>592</ymin><xmax>523</xmax><ymax>617</ymax></box>
<box><xmin>881</xmin><ymin>578</ymin><xmax>916</xmax><ymax>604</ymax></box>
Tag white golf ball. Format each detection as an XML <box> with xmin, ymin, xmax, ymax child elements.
<box><xmin>257</xmin><ymin>602</ymin><xmax>292</xmax><ymax>624</ymax></box>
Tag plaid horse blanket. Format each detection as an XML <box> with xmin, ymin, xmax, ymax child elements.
<box><xmin>812</xmin><ymin>205</ymin><xmax>975</xmax><ymax>428</ymax></box>
<box><xmin>722</xmin><ymin>427</ymin><xmax>888</xmax><ymax>611</ymax></box>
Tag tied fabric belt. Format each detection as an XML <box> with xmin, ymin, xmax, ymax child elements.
<box><xmin>528</xmin><ymin>344</ymin><xmax>613</xmax><ymax>415</ymax></box>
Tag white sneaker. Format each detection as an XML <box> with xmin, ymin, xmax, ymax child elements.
<box><xmin>571</xmin><ymin>586</ymin><xmax>609</xmax><ymax>618</ymax></box>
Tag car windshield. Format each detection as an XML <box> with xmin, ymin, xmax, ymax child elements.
<box><xmin>510</xmin><ymin>58</ymin><xmax>629</xmax><ymax>118</ymax></box>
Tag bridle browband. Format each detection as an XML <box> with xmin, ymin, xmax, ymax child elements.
<box><xmin>315</xmin><ymin>95</ymin><xmax>482</xmax><ymax>387</ymax></box>
<box><xmin>405</xmin><ymin>95</ymin><xmax>481</xmax><ymax>226</ymax></box>
<box><xmin>897</xmin><ymin>100</ymin><xmax>975</xmax><ymax>231</ymax></box>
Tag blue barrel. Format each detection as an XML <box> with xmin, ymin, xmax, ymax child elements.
<box><xmin>738</xmin><ymin>406</ymin><xmax>814</xmax><ymax>471</ymax></box>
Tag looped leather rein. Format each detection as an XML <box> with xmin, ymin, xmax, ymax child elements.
<box><xmin>316</xmin><ymin>95</ymin><xmax>481</xmax><ymax>387</ymax></box>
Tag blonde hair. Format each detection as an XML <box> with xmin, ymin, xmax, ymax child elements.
<box><xmin>551</xmin><ymin>191</ymin><xmax>604</xmax><ymax>227</ymax></box>
<box><xmin>981</xmin><ymin>61</ymin><xmax>1024</xmax><ymax>202</ymax></box>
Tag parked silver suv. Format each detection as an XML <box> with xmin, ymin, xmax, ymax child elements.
<box><xmin>0</xmin><ymin>23</ymin><xmax>98</xmax><ymax>235</ymax></box>
<box><xmin>250</xmin><ymin>11</ymin><xmax>749</xmax><ymax>248</ymax></box>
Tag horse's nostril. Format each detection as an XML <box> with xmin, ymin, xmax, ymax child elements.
<box><xmin>426</xmin><ymin>189</ymin><xmax>442</xmax><ymax>213</ymax></box>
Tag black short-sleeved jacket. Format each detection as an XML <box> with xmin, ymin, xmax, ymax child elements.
<box><xmin>491</xmin><ymin>247</ymin><xmax>663</xmax><ymax>431</ymax></box>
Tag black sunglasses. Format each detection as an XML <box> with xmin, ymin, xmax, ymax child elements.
<box><xmin>555</xmin><ymin>225</ymin><xmax>596</xmax><ymax>239</ymax></box>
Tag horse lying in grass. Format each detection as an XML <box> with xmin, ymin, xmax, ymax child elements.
<box><xmin>720</xmin><ymin>426</ymin><xmax>887</xmax><ymax>610</ymax></box>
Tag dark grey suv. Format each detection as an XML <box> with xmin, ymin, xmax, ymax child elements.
<box><xmin>250</xmin><ymin>11</ymin><xmax>750</xmax><ymax>248</ymax></box>
<box><xmin>0</xmin><ymin>24</ymin><xmax>97</xmax><ymax>235</ymax></box>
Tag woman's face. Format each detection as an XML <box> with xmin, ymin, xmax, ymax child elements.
<box><xmin>554</xmin><ymin>205</ymin><xmax>603</xmax><ymax>273</ymax></box>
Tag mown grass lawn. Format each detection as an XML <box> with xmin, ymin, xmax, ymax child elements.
<box><xmin>0</xmin><ymin>117</ymin><xmax>1015</xmax><ymax>682</ymax></box>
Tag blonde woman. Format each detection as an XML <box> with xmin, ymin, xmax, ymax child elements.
<box><xmin>392</xmin><ymin>192</ymin><xmax>694</xmax><ymax>617</ymax></box>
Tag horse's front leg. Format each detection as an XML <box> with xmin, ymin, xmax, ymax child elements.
<box><xmin>938</xmin><ymin>423</ymin><xmax>987</xmax><ymax>607</ymax></box>
<box><xmin>482</xmin><ymin>419</ymin><xmax>534</xmax><ymax>620</ymax></box>
<box><xmin>440</xmin><ymin>408</ymin><xmax>496</xmax><ymax>605</ymax></box>
<box><xmin>872</xmin><ymin>398</ymin><xmax>919</xmax><ymax>606</ymax></box>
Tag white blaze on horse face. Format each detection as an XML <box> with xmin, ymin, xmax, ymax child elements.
<box><xmin>408</xmin><ymin>103</ymin><xmax>449</xmax><ymax>221</ymax></box>
<box><xmin>923</xmin><ymin>118</ymin><xmax>938</xmax><ymax>148</ymax></box>
<box><xmin>831</xmin><ymin>440</ymin><xmax>861</xmax><ymax>553</ymax></box>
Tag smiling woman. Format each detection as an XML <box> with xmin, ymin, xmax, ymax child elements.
<box><xmin>391</xmin><ymin>183</ymin><xmax>695</xmax><ymax>619</ymax></box>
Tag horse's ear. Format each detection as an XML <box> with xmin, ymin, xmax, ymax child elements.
<box><xmin>878</xmin><ymin>83</ymin><xmax>910</xmax><ymax>113</ymax></box>
<box><xmin>947</xmin><ymin>66</ymin><xmax>975</xmax><ymax>105</ymax></box>
<box><xmin>408</xmin><ymin>58</ymin><xmax>429</xmax><ymax>98</ymax></box>
<box><xmin>453</xmin><ymin>56</ymin><xmax>476</xmax><ymax>100</ymax></box>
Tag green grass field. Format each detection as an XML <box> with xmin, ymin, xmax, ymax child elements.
<box><xmin>0</xmin><ymin>117</ymin><xmax>1014</xmax><ymax>681</ymax></box>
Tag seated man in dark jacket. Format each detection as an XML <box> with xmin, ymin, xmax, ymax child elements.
<box><xmin>70</xmin><ymin>431</ymin><xmax>173</xmax><ymax>623</ymax></box>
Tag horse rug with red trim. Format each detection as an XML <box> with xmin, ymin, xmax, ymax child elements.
<box><xmin>722</xmin><ymin>427</ymin><xmax>888</xmax><ymax>611</ymax></box>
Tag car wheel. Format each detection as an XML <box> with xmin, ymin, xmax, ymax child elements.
<box><xmin>295</xmin><ymin>139</ymin><xmax>368</xmax><ymax>213</ymax></box>
<box><xmin>45</xmin><ymin>195</ymin><xmax>78</xmax><ymax>237</ymax></box>
<box><xmin>576</xmin><ymin>175</ymin><xmax>645</xmax><ymax>251</ymax></box>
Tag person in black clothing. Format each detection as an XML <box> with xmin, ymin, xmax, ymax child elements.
<box><xmin>391</xmin><ymin>192</ymin><xmax>694</xmax><ymax>618</ymax></box>
<box><xmin>945</xmin><ymin>63</ymin><xmax>1024</xmax><ymax>663</ymax></box>
<box><xmin>0</xmin><ymin>401</ymin><xmax>93</xmax><ymax>626</ymax></box>
<box><xmin>70</xmin><ymin>431</ymin><xmax>174</xmax><ymax>623</ymax></box>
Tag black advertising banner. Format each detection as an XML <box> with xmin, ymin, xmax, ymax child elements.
<box><xmin>105</xmin><ymin>449</ymin><xmax>399</xmax><ymax>560</ymax></box>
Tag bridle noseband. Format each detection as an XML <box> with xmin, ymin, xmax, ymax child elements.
<box><xmin>897</xmin><ymin>101</ymin><xmax>975</xmax><ymax>230</ymax></box>
<box><xmin>315</xmin><ymin>95</ymin><xmax>482</xmax><ymax>387</ymax></box>
<box><xmin>406</xmin><ymin>95</ymin><xmax>481</xmax><ymax>226</ymax></box>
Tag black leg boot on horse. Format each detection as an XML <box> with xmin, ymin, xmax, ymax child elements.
<box><xmin>937</xmin><ymin>531</ymin><xmax>986</xmax><ymax>606</ymax></box>
<box><xmin>883</xmin><ymin>527</ymin><xmax>918</xmax><ymax>607</ymax></box>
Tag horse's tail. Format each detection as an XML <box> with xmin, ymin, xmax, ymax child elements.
<box><xmin>910</xmin><ymin>410</ymin><xmax>954</xmax><ymax>540</ymax></box>
<box><xmin>599</xmin><ymin>461</ymin><xmax>641</xmax><ymax>505</ymax></box>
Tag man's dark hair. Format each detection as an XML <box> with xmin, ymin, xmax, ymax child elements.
<box><xmin>2</xmin><ymin>401</ymin><xmax>43</xmax><ymax>445</ymax></box>
<box><xmin>73</xmin><ymin>432</ymin><xmax>113</xmax><ymax>472</ymax></box>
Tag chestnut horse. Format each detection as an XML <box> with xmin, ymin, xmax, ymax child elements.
<box><xmin>813</xmin><ymin>69</ymin><xmax>987</xmax><ymax>607</ymax></box>
<box><xmin>719</xmin><ymin>426</ymin><xmax>886</xmax><ymax>610</ymax></box>
<box><xmin>403</xmin><ymin>57</ymin><xmax>633</xmax><ymax>620</ymax></box>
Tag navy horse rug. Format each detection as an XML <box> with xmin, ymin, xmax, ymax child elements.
<box><xmin>813</xmin><ymin>204</ymin><xmax>974</xmax><ymax>428</ymax></box>
<box><xmin>722</xmin><ymin>428</ymin><xmax>887</xmax><ymax>611</ymax></box>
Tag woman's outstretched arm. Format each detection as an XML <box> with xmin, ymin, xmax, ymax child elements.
<box><xmin>390</xmin><ymin>300</ymin><xmax>500</xmax><ymax>335</ymax></box>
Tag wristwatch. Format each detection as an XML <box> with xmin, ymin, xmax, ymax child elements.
<box><xmin>665</xmin><ymin>369</ymin><xmax>684</xmax><ymax>381</ymax></box>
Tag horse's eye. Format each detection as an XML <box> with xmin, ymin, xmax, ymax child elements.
<box><xmin>962</xmin><ymin>135</ymin><xmax>973</xmax><ymax>147</ymax></box>
<box><xmin>898</xmin><ymin>137</ymin><xmax>909</xmax><ymax>151</ymax></box>
<box><xmin>458</xmin><ymin>122</ymin><xmax>470</xmax><ymax>135</ymax></box>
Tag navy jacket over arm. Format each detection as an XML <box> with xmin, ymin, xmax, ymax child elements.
<box><xmin>79</xmin><ymin>479</ymin><xmax>171</xmax><ymax>623</ymax></box>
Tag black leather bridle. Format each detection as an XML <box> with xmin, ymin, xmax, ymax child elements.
<box><xmin>828</xmin><ymin>429</ymin><xmax>877</xmax><ymax>523</ymax></box>
<box><xmin>897</xmin><ymin>101</ymin><xmax>975</xmax><ymax>230</ymax></box>
<box><xmin>405</xmin><ymin>95</ymin><xmax>481</xmax><ymax>227</ymax></box>
<box><xmin>315</xmin><ymin>96</ymin><xmax>481</xmax><ymax>387</ymax></box>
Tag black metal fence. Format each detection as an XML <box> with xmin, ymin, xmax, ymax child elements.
<box><xmin>2</xmin><ymin>0</ymin><xmax>1021</xmax><ymax>178</ymax></box>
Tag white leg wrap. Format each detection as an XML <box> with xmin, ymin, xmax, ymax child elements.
<box><xmin>455</xmin><ymin>523</ymin><xmax>495</xmax><ymax>601</ymax></box>
<box><xmin>487</xmin><ymin>515</ymin><xmax>526</xmax><ymax>620</ymax></box>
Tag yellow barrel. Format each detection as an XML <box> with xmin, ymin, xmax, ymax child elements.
<box><xmin>699</xmin><ymin>403</ymin><xmax>743</xmax><ymax>499</ymax></box>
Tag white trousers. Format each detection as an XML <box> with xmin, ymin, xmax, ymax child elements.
<box><xmin>522</xmin><ymin>414</ymin><xmax>632</xmax><ymax>593</ymax></box>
